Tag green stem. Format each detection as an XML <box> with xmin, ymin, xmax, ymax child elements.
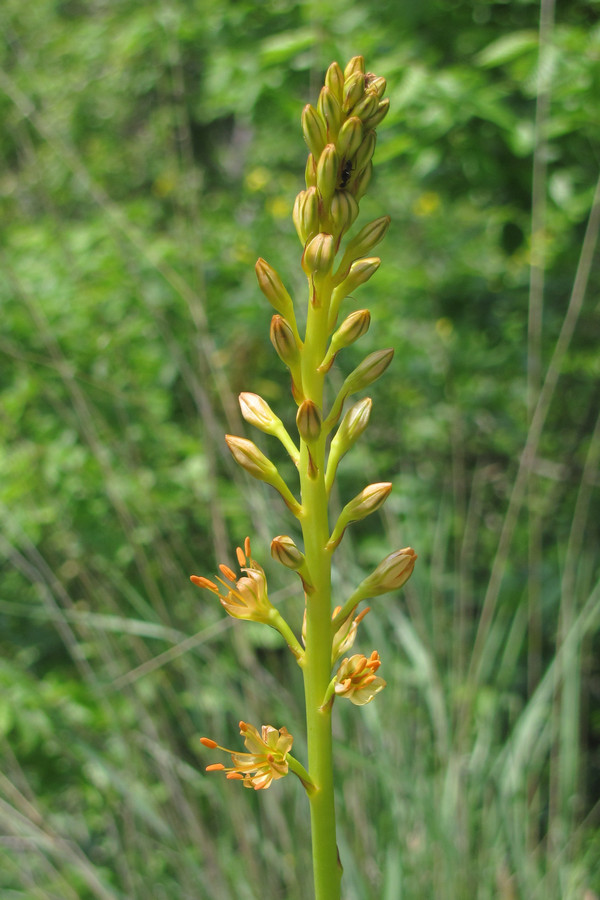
<box><xmin>299</xmin><ymin>282</ymin><xmax>342</xmax><ymax>900</ymax></box>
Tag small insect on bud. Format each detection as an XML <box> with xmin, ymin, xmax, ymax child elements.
<box><xmin>301</xmin><ymin>232</ymin><xmax>335</xmax><ymax>276</ymax></box>
<box><xmin>296</xmin><ymin>400</ymin><xmax>322</xmax><ymax>443</ymax></box>
<box><xmin>336</xmin><ymin>116</ymin><xmax>363</xmax><ymax>161</ymax></box>
<box><xmin>293</xmin><ymin>187</ymin><xmax>319</xmax><ymax>245</ymax></box>
<box><xmin>357</xmin><ymin>548</ymin><xmax>418</xmax><ymax>597</ymax></box>
<box><xmin>316</xmin><ymin>144</ymin><xmax>339</xmax><ymax>206</ymax></box>
<box><xmin>343</xmin><ymin>348</ymin><xmax>394</xmax><ymax>395</ymax></box>
<box><xmin>271</xmin><ymin>535</ymin><xmax>305</xmax><ymax>571</ymax></box>
<box><xmin>255</xmin><ymin>258</ymin><xmax>295</xmax><ymax>319</ymax></box>
<box><xmin>317</xmin><ymin>86</ymin><xmax>342</xmax><ymax>141</ymax></box>
<box><xmin>343</xmin><ymin>55</ymin><xmax>365</xmax><ymax>80</ymax></box>
<box><xmin>270</xmin><ymin>315</ymin><xmax>300</xmax><ymax>368</ymax></box>
<box><xmin>325</xmin><ymin>60</ymin><xmax>344</xmax><ymax>104</ymax></box>
<box><xmin>302</xmin><ymin>104</ymin><xmax>327</xmax><ymax>161</ymax></box>
<box><xmin>342</xmin><ymin>71</ymin><xmax>365</xmax><ymax>114</ymax></box>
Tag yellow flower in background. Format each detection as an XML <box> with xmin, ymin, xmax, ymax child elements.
<box><xmin>334</xmin><ymin>651</ymin><xmax>386</xmax><ymax>705</ymax></box>
<box><xmin>200</xmin><ymin>721</ymin><xmax>293</xmax><ymax>790</ymax></box>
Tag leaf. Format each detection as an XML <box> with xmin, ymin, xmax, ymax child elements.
<box><xmin>476</xmin><ymin>31</ymin><xmax>539</xmax><ymax>68</ymax></box>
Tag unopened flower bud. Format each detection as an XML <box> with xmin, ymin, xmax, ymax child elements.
<box><xmin>305</xmin><ymin>153</ymin><xmax>317</xmax><ymax>189</ymax></box>
<box><xmin>293</xmin><ymin>187</ymin><xmax>319</xmax><ymax>245</ymax></box>
<box><xmin>239</xmin><ymin>392</ymin><xmax>279</xmax><ymax>433</ymax></box>
<box><xmin>342</xmin><ymin>71</ymin><xmax>365</xmax><ymax>114</ymax></box>
<box><xmin>325</xmin><ymin>61</ymin><xmax>344</xmax><ymax>104</ymax></box>
<box><xmin>270</xmin><ymin>315</ymin><xmax>300</xmax><ymax>368</ymax></box>
<box><xmin>302</xmin><ymin>104</ymin><xmax>327</xmax><ymax>160</ymax></box>
<box><xmin>351</xmin><ymin>160</ymin><xmax>372</xmax><ymax>201</ymax></box>
<box><xmin>350</xmin><ymin>90</ymin><xmax>378</xmax><ymax>122</ymax></box>
<box><xmin>337</xmin><ymin>116</ymin><xmax>363</xmax><ymax>161</ymax></box>
<box><xmin>354</xmin><ymin>131</ymin><xmax>377</xmax><ymax>174</ymax></box>
<box><xmin>333</xmin><ymin>256</ymin><xmax>380</xmax><ymax>297</ymax></box>
<box><xmin>255</xmin><ymin>258</ymin><xmax>295</xmax><ymax>318</ymax></box>
<box><xmin>364</xmin><ymin>98</ymin><xmax>390</xmax><ymax>130</ymax></box>
<box><xmin>329</xmin><ymin>190</ymin><xmax>359</xmax><ymax>239</ymax></box>
<box><xmin>325</xmin><ymin>397</ymin><xmax>373</xmax><ymax>491</ymax></box>
<box><xmin>271</xmin><ymin>535</ymin><xmax>305</xmax><ymax>571</ymax></box>
<box><xmin>328</xmin><ymin>482</ymin><xmax>392</xmax><ymax>549</ymax></box>
<box><xmin>357</xmin><ymin>548</ymin><xmax>418</xmax><ymax>597</ymax></box>
<box><xmin>317</xmin><ymin>144</ymin><xmax>339</xmax><ymax>206</ymax></box>
<box><xmin>344</xmin><ymin>215</ymin><xmax>390</xmax><ymax>261</ymax></box>
<box><xmin>317</xmin><ymin>86</ymin><xmax>342</xmax><ymax>141</ymax></box>
<box><xmin>365</xmin><ymin>74</ymin><xmax>386</xmax><ymax>98</ymax></box>
<box><xmin>302</xmin><ymin>232</ymin><xmax>335</xmax><ymax>276</ymax></box>
<box><xmin>344</xmin><ymin>55</ymin><xmax>365</xmax><ymax>80</ymax></box>
<box><xmin>320</xmin><ymin>309</ymin><xmax>370</xmax><ymax>370</ymax></box>
<box><xmin>296</xmin><ymin>400</ymin><xmax>322</xmax><ymax>443</ymax></box>
<box><xmin>225</xmin><ymin>435</ymin><xmax>278</xmax><ymax>482</ymax></box>
<box><xmin>343</xmin><ymin>348</ymin><xmax>394</xmax><ymax>394</ymax></box>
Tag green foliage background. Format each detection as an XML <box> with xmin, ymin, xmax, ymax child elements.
<box><xmin>1</xmin><ymin>1</ymin><xmax>599</xmax><ymax>898</ymax></box>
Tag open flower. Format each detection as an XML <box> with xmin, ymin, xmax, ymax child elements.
<box><xmin>334</xmin><ymin>651</ymin><xmax>386</xmax><ymax>705</ymax></box>
<box><xmin>200</xmin><ymin>721</ymin><xmax>293</xmax><ymax>790</ymax></box>
<box><xmin>191</xmin><ymin>537</ymin><xmax>274</xmax><ymax>624</ymax></box>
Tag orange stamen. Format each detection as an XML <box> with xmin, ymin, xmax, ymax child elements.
<box><xmin>236</xmin><ymin>546</ymin><xmax>246</xmax><ymax>567</ymax></box>
<box><xmin>219</xmin><ymin>564</ymin><xmax>237</xmax><ymax>581</ymax></box>
<box><xmin>226</xmin><ymin>772</ymin><xmax>244</xmax><ymax>780</ymax></box>
<box><xmin>191</xmin><ymin>576</ymin><xmax>218</xmax><ymax>590</ymax></box>
<box><xmin>244</xmin><ymin>536</ymin><xmax>251</xmax><ymax>558</ymax></box>
<box><xmin>200</xmin><ymin>737</ymin><xmax>218</xmax><ymax>748</ymax></box>
<box><xmin>206</xmin><ymin>763</ymin><xmax>225</xmax><ymax>771</ymax></box>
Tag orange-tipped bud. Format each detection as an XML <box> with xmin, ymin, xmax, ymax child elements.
<box><xmin>255</xmin><ymin>258</ymin><xmax>295</xmax><ymax>318</ymax></box>
<box><xmin>270</xmin><ymin>315</ymin><xmax>300</xmax><ymax>369</ymax></box>
<box><xmin>239</xmin><ymin>392</ymin><xmax>280</xmax><ymax>434</ymax></box>
<box><xmin>356</xmin><ymin>547</ymin><xmax>418</xmax><ymax>597</ymax></box>
<box><xmin>225</xmin><ymin>435</ymin><xmax>278</xmax><ymax>482</ymax></box>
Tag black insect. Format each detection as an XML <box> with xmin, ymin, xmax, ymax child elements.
<box><xmin>339</xmin><ymin>160</ymin><xmax>353</xmax><ymax>189</ymax></box>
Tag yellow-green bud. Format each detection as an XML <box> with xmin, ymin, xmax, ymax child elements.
<box><xmin>296</xmin><ymin>399</ymin><xmax>322</xmax><ymax>443</ymax></box>
<box><xmin>354</xmin><ymin>131</ymin><xmax>377</xmax><ymax>174</ymax></box>
<box><xmin>317</xmin><ymin>144</ymin><xmax>339</xmax><ymax>206</ymax></box>
<box><xmin>302</xmin><ymin>232</ymin><xmax>335</xmax><ymax>276</ymax></box>
<box><xmin>293</xmin><ymin>187</ymin><xmax>319</xmax><ymax>245</ymax></box>
<box><xmin>344</xmin><ymin>56</ymin><xmax>365</xmax><ymax>80</ymax></box>
<box><xmin>271</xmin><ymin>535</ymin><xmax>306</xmax><ymax>571</ymax></box>
<box><xmin>327</xmin><ymin>482</ymin><xmax>392</xmax><ymax>549</ymax></box>
<box><xmin>305</xmin><ymin>153</ymin><xmax>317</xmax><ymax>188</ymax></box>
<box><xmin>351</xmin><ymin>161</ymin><xmax>372</xmax><ymax>201</ymax></box>
<box><xmin>302</xmin><ymin>104</ymin><xmax>327</xmax><ymax>160</ymax></box>
<box><xmin>317</xmin><ymin>86</ymin><xmax>342</xmax><ymax>141</ymax></box>
<box><xmin>356</xmin><ymin>548</ymin><xmax>417</xmax><ymax>597</ymax></box>
<box><xmin>364</xmin><ymin>98</ymin><xmax>390</xmax><ymax>130</ymax></box>
<box><xmin>324</xmin><ymin>397</ymin><xmax>372</xmax><ymax>493</ymax></box>
<box><xmin>331</xmin><ymin>309</ymin><xmax>371</xmax><ymax>351</ymax></box>
<box><xmin>343</xmin><ymin>348</ymin><xmax>394</xmax><ymax>394</ymax></box>
<box><xmin>342</xmin><ymin>72</ymin><xmax>365</xmax><ymax>114</ymax></box>
<box><xmin>325</xmin><ymin>61</ymin><xmax>344</xmax><ymax>104</ymax></box>
<box><xmin>225</xmin><ymin>436</ymin><xmax>302</xmax><ymax>516</ymax></box>
<box><xmin>255</xmin><ymin>258</ymin><xmax>295</xmax><ymax>320</ymax></box>
<box><xmin>329</xmin><ymin>190</ymin><xmax>359</xmax><ymax>240</ymax></box>
<box><xmin>365</xmin><ymin>74</ymin><xmax>386</xmax><ymax>98</ymax></box>
<box><xmin>270</xmin><ymin>315</ymin><xmax>300</xmax><ymax>367</ymax></box>
<box><xmin>350</xmin><ymin>90</ymin><xmax>378</xmax><ymax>122</ymax></box>
<box><xmin>333</xmin><ymin>256</ymin><xmax>380</xmax><ymax>296</ymax></box>
<box><xmin>239</xmin><ymin>392</ymin><xmax>279</xmax><ymax>433</ymax></box>
<box><xmin>337</xmin><ymin>117</ymin><xmax>363</xmax><ymax>160</ymax></box>
<box><xmin>345</xmin><ymin>215</ymin><xmax>390</xmax><ymax>260</ymax></box>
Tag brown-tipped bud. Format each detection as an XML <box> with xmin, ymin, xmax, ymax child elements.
<box><xmin>270</xmin><ymin>315</ymin><xmax>300</xmax><ymax>368</ymax></box>
<box><xmin>329</xmin><ymin>190</ymin><xmax>359</xmax><ymax>239</ymax></box>
<box><xmin>316</xmin><ymin>144</ymin><xmax>339</xmax><ymax>206</ymax></box>
<box><xmin>317</xmin><ymin>86</ymin><xmax>342</xmax><ymax>141</ymax></box>
<box><xmin>271</xmin><ymin>535</ymin><xmax>306</xmax><ymax>571</ymax></box>
<box><xmin>365</xmin><ymin>74</ymin><xmax>386</xmax><ymax>98</ymax></box>
<box><xmin>343</xmin><ymin>348</ymin><xmax>394</xmax><ymax>394</ymax></box>
<box><xmin>354</xmin><ymin>131</ymin><xmax>377</xmax><ymax>174</ymax></box>
<box><xmin>334</xmin><ymin>256</ymin><xmax>380</xmax><ymax>296</ymax></box>
<box><xmin>342</xmin><ymin>71</ymin><xmax>365</xmax><ymax>114</ymax></box>
<box><xmin>329</xmin><ymin>309</ymin><xmax>371</xmax><ymax>354</ymax></box>
<box><xmin>325</xmin><ymin>61</ymin><xmax>344</xmax><ymax>104</ymax></box>
<box><xmin>337</xmin><ymin>116</ymin><xmax>363</xmax><ymax>161</ymax></box>
<box><xmin>296</xmin><ymin>400</ymin><xmax>322</xmax><ymax>443</ymax></box>
<box><xmin>255</xmin><ymin>258</ymin><xmax>295</xmax><ymax>318</ymax></box>
<box><xmin>225</xmin><ymin>435</ymin><xmax>278</xmax><ymax>482</ymax></box>
<box><xmin>293</xmin><ymin>187</ymin><xmax>319</xmax><ymax>245</ymax></box>
<box><xmin>239</xmin><ymin>392</ymin><xmax>280</xmax><ymax>434</ymax></box>
<box><xmin>350</xmin><ymin>90</ymin><xmax>379</xmax><ymax>122</ymax></box>
<box><xmin>305</xmin><ymin>153</ymin><xmax>317</xmax><ymax>189</ymax></box>
<box><xmin>344</xmin><ymin>56</ymin><xmax>365</xmax><ymax>80</ymax></box>
<box><xmin>351</xmin><ymin>160</ymin><xmax>372</xmax><ymax>201</ymax></box>
<box><xmin>301</xmin><ymin>232</ymin><xmax>335</xmax><ymax>276</ymax></box>
<box><xmin>345</xmin><ymin>215</ymin><xmax>390</xmax><ymax>260</ymax></box>
<box><xmin>357</xmin><ymin>548</ymin><xmax>418</xmax><ymax>597</ymax></box>
<box><xmin>364</xmin><ymin>98</ymin><xmax>390</xmax><ymax>130</ymax></box>
<box><xmin>302</xmin><ymin>104</ymin><xmax>327</xmax><ymax>160</ymax></box>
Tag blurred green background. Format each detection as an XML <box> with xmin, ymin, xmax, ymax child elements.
<box><xmin>1</xmin><ymin>0</ymin><xmax>599</xmax><ymax>897</ymax></box>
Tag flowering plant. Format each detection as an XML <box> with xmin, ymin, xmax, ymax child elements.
<box><xmin>192</xmin><ymin>56</ymin><xmax>416</xmax><ymax>900</ymax></box>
